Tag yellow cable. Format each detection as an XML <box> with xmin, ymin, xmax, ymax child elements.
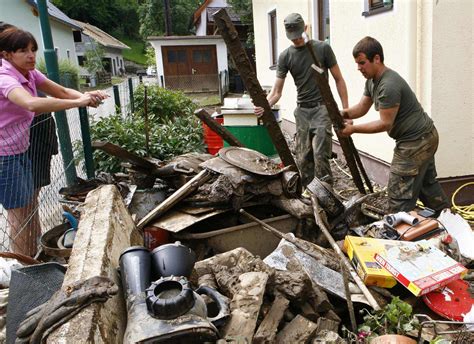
<box><xmin>451</xmin><ymin>182</ymin><xmax>474</xmax><ymax>224</ymax></box>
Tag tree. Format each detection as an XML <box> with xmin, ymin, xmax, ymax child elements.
<box><xmin>51</xmin><ymin>0</ymin><xmax>140</xmax><ymax>38</ymax></box>
<box><xmin>137</xmin><ymin>0</ymin><xmax>201</xmax><ymax>40</ymax></box>
<box><xmin>228</xmin><ymin>0</ymin><xmax>254</xmax><ymax>45</ymax></box>
<box><xmin>84</xmin><ymin>44</ymin><xmax>105</xmax><ymax>75</ymax></box>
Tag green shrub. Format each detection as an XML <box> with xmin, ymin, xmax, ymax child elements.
<box><xmin>133</xmin><ymin>84</ymin><xmax>196</xmax><ymax>123</ymax></box>
<box><xmin>36</xmin><ymin>58</ymin><xmax>80</xmax><ymax>90</ymax></box>
<box><xmin>90</xmin><ymin>86</ymin><xmax>204</xmax><ymax>173</ymax></box>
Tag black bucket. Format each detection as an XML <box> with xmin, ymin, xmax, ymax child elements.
<box><xmin>151</xmin><ymin>241</ymin><xmax>196</xmax><ymax>278</ymax></box>
<box><xmin>119</xmin><ymin>246</ymin><xmax>151</xmax><ymax>299</ymax></box>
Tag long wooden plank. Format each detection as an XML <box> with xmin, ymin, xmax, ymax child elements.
<box><xmin>137</xmin><ymin>170</ymin><xmax>212</xmax><ymax>229</ymax></box>
<box><xmin>194</xmin><ymin>108</ymin><xmax>244</xmax><ymax>147</ymax></box>
<box><xmin>213</xmin><ymin>9</ymin><xmax>298</xmax><ymax>171</ymax></box>
<box><xmin>92</xmin><ymin>141</ymin><xmax>157</xmax><ymax>171</ymax></box>
<box><xmin>305</xmin><ymin>43</ymin><xmax>373</xmax><ymax>193</ymax></box>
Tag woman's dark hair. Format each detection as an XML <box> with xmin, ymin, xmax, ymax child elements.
<box><xmin>0</xmin><ymin>28</ymin><xmax>38</xmax><ymax>53</ymax></box>
<box><xmin>352</xmin><ymin>36</ymin><xmax>384</xmax><ymax>63</ymax></box>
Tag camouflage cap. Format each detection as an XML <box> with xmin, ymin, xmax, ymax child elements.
<box><xmin>284</xmin><ymin>13</ymin><xmax>305</xmax><ymax>40</ymax></box>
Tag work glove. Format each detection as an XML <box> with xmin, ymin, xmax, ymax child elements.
<box><xmin>16</xmin><ymin>276</ymin><xmax>118</xmax><ymax>344</ymax></box>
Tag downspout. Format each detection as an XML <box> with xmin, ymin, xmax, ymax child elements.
<box><xmin>406</xmin><ymin>0</ymin><xmax>418</xmax><ymax>91</ymax></box>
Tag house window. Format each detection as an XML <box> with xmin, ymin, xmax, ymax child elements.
<box><xmin>363</xmin><ymin>0</ymin><xmax>394</xmax><ymax>17</ymax></box>
<box><xmin>73</xmin><ymin>30</ymin><xmax>82</xmax><ymax>43</ymax></box>
<box><xmin>269</xmin><ymin>10</ymin><xmax>277</xmax><ymax>68</ymax></box>
<box><xmin>78</xmin><ymin>55</ymin><xmax>86</xmax><ymax>66</ymax></box>
<box><xmin>66</xmin><ymin>50</ymin><xmax>70</xmax><ymax>60</ymax></box>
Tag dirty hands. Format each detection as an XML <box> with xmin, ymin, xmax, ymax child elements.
<box><xmin>338</xmin><ymin>119</ymin><xmax>354</xmax><ymax>137</ymax></box>
<box><xmin>85</xmin><ymin>90</ymin><xmax>109</xmax><ymax>108</ymax></box>
<box><xmin>254</xmin><ymin>105</ymin><xmax>264</xmax><ymax>118</ymax></box>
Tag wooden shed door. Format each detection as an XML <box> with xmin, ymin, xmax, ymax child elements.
<box><xmin>162</xmin><ymin>45</ymin><xmax>218</xmax><ymax>91</ymax></box>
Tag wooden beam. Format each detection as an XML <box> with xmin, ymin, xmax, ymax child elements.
<box><xmin>213</xmin><ymin>9</ymin><xmax>298</xmax><ymax>171</ymax></box>
<box><xmin>305</xmin><ymin>42</ymin><xmax>373</xmax><ymax>193</ymax></box>
<box><xmin>194</xmin><ymin>108</ymin><xmax>244</xmax><ymax>147</ymax></box>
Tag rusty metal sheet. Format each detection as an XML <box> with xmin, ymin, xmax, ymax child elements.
<box><xmin>218</xmin><ymin>147</ymin><xmax>283</xmax><ymax>176</ymax></box>
<box><xmin>150</xmin><ymin>208</ymin><xmax>229</xmax><ymax>233</ymax></box>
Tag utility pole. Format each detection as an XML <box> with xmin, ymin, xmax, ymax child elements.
<box><xmin>163</xmin><ymin>0</ymin><xmax>172</xmax><ymax>36</ymax></box>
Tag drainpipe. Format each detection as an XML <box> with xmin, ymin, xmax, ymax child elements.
<box><xmin>406</xmin><ymin>0</ymin><xmax>418</xmax><ymax>92</ymax></box>
<box><xmin>37</xmin><ymin>0</ymin><xmax>77</xmax><ymax>186</ymax></box>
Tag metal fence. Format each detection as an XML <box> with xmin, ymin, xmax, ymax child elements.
<box><xmin>0</xmin><ymin>77</ymin><xmax>140</xmax><ymax>256</ymax></box>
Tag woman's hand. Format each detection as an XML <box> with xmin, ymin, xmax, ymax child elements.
<box><xmin>85</xmin><ymin>90</ymin><xmax>109</xmax><ymax>107</ymax></box>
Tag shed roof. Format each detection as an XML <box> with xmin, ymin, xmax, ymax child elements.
<box><xmin>74</xmin><ymin>20</ymin><xmax>130</xmax><ymax>50</ymax></box>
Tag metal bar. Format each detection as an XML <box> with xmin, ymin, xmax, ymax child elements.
<box><xmin>128</xmin><ymin>78</ymin><xmax>135</xmax><ymax>113</ymax></box>
<box><xmin>37</xmin><ymin>0</ymin><xmax>77</xmax><ymax>186</ymax></box>
<box><xmin>78</xmin><ymin>107</ymin><xmax>95</xmax><ymax>179</ymax></box>
<box><xmin>113</xmin><ymin>85</ymin><xmax>121</xmax><ymax>110</ymax></box>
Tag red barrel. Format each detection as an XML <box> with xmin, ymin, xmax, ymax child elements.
<box><xmin>203</xmin><ymin>117</ymin><xmax>224</xmax><ymax>155</ymax></box>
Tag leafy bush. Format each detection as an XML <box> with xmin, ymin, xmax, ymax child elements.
<box><xmin>36</xmin><ymin>58</ymin><xmax>80</xmax><ymax>89</ymax></box>
<box><xmin>357</xmin><ymin>297</ymin><xmax>420</xmax><ymax>341</ymax></box>
<box><xmin>133</xmin><ymin>84</ymin><xmax>196</xmax><ymax>123</ymax></box>
<box><xmin>90</xmin><ymin>86</ymin><xmax>204</xmax><ymax>173</ymax></box>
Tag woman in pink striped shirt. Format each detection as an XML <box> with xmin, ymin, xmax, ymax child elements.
<box><xmin>0</xmin><ymin>27</ymin><xmax>107</xmax><ymax>256</ymax></box>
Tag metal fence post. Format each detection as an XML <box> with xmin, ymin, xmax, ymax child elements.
<box><xmin>218</xmin><ymin>72</ymin><xmax>223</xmax><ymax>104</ymax></box>
<box><xmin>128</xmin><ymin>78</ymin><xmax>135</xmax><ymax>113</ymax></box>
<box><xmin>113</xmin><ymin>85</ymin><xmax>121</xmax><ymax>110</ymax></box>
<box><xmin>78</xmin><ymin>107</ymin><xmax>95</xmax><ymax>179</ymax></box>
<box><xmin>37</xmin><ymin>0</ymin><xmax>77</xmax><ymax>186</ymax></box>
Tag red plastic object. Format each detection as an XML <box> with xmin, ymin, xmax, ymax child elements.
<box><xmin>143</xmin><ymin>226</ymin><xmax>169</xmax><ymax>251</ymax></box>
<box><xmin>203</xmin><ymin>117</ymin><xmax>224</xmax><ymax>155</ymax></box>
<box><xmin>423</xmin><ymin>279</ymin><xmax>474</xmax><ymax>321</ymax></box>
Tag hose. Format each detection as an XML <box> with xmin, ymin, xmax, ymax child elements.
<box><xmin>451</xmin><ymin>182</ymin><xmax>474</xmax><ymax>224</ymax></box>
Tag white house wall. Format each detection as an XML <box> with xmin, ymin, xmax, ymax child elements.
<box><xmin>149</xmin><ymin>38</ymin><xmax>228</xmax><ymax>84</ymax></box>
<box><xmin>253</xmin><ymin>0</ymin><xmax>473</xmax><ymax>178</ymax></box>
<box><xmin>0</xmin><ymin>0</ymin><xmax>78</xmax><ymax>67</ymax></box>
<box><xmin>331</xmin><ymin>0</ymin><xmax>473</xmax><ymax>178</ymax></box>
<box><xmin>252</xmin><ymin>0</ymin><xmax>313</xmax><ymax>125</ymax></box>
<box><xmin>196</xmin><ymin>0</ymin><xmax>229</xmax><ymax>36</ymax></box>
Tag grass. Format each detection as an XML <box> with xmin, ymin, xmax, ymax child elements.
<box><xmin>190</xmin><ymin>93</ymin><xmax>222</xmax><ymax>107</ymax></box>
<box><xmin>119</xmin><ymin>36</ymin><xmax>147</xmax><ymax>66</ymax></box>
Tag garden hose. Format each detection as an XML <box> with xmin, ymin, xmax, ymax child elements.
<box><xmin>451</xmin><ymin>182</ymin><xmax>474</xmax><ymax>224</ymax></box>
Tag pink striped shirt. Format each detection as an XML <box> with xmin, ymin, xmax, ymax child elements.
<box><xmin>0</xmin><ymin>59</ymin><xmax>47</xmax><ymax>156</ymax></box>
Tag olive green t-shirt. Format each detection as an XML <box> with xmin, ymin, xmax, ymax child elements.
<box><xmin>276</xmin><ymin>39</ymin><xmax>337</xmax><ymax>104</ymax></box>
<box><xmin>364</xmin><ymin>68</ymin><xmax>433</xmax><ymax>142</ymax></box>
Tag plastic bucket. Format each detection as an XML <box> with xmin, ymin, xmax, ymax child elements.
<box><xmin>119</xmin><ymin>246</ymin><xmax>151</xmax><ymax>298</ymax></box>
<box><xmin>224</xmin><ymin>125</ymin><xmax>277</xmax><ymax>156</ymax></box>
<box><xmin>203</xmin><ymin>117</ymin><xmax>224</xmax><ymax>155</ymax></box>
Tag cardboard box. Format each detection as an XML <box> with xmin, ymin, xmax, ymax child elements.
<box><xmin>344</xmin><ymin>236</ymin><xmax>397</xmax><ymax>288</ymax></box>
<box><xmin>374</xmin><ymin>239</ymin><xmax>467</xmax><ymax>296</ymax></box>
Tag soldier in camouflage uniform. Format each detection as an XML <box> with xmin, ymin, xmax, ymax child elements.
<box><xmin>340</xmin><ymin>36</ymin><xmax>449</xmax><ymax>213</ymax></box>
<box><xmin>254</xmin><ymin>13</ymin><xmax>348</xmax><ymax>188</ymax></box>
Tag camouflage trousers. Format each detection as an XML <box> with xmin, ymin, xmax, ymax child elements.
<box><xmin>388</xmin><ymin>126</ymin><xmax>449</xmax><ymax>212</ymax></box>
<box><xmin>294</xmin><ymin>105</ymin><xmax>333</xmax><ymax>187</ymax></box>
